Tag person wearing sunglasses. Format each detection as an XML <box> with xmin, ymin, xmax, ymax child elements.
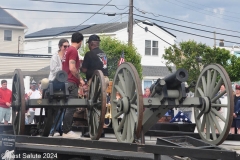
<box><xmin>48</xmin><ymin>38</ymin><xmax>69</xmax><ymax>136</ymax></box>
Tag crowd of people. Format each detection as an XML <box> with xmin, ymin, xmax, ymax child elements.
<box><xmin>0</xmin><ymin>32</ymin><xmax>109</xmax><ymax>139</ymax></box>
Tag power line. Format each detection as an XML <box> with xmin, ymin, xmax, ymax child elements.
<box><xmin>23</xmin><ymin>12</ymin><xmax>128</xmax><ymax>52</ymax></box>
<box><xmin>23</xmin><ymin>0</ymin><xmax>113</xmax><ymax>51</ymax></box>
<box><xmin>134</xmin><ymin>20</ymin><xmax>173</xmax><ymax>46</ymax></box>
<box><xmin>136</xmin><ymin>19</ymin><xmax>240</xmax><ymax>45</ymax></box>
<box><xmin>69</xmin><ymin>0</ymin><xmax>112</xmax><ymax>33</ymax></box>
<box><xmin>1</xmin><ymin>7</ymin><xmax>126</xmax><ymax>15</ymax></box>
<box><xmin>133</xmin><ymin>9</ymin><xmax>240</xmax><ymax>34</ymax></box>
<box><xmin>185</xmin><ymin>0</ymin><xmax>240</xmax><ymax>15</ymax></box>
<box><xmin>172</xmin><ymin>0</ymin><xmax>240</xmax><ymax>20</ymax></box>
<box><xmin>134</xmin><ymin>14</ymin><xmax>240</xmax><ymax>39</ymax></box>
<box><xmin>163</xmin><ymin>0</ymin><xmax>240</xmax><ymax>23</ymax></box>
<box><xmin>29</xmin><ymin>0</ymin><xmax>128</xmax><ymax>10</ymax></box>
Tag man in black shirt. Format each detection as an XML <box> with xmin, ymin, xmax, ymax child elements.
<box><xmin>81</xmin><ymin>34</ymin><xmax>109</xmax><ymax>86</ymax></box>
<box><xmin>81</xmin><ymin>34</ymin><xmax>108</xmax><ymax>138</ymax></box>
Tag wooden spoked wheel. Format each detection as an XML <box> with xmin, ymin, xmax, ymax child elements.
<box><xmin>11</xmin><ymin>69</ymin><xmax>26</xmax><ymax>135</ymax></box>
<box><xmin>111</xmin><ymin>62</ymin><xmax>143</xmax><ymax>143</ymax></box>
<box><xmin>194</xmin><ymin>64</ymin><xmax>234</xmax><ymax>145</ymax></box>
<box><xmin>87</xmin><ymin>70</ymin><xmax>106</xmax><ymax>140</ymax></box>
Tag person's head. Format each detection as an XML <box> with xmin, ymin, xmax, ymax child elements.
<box><xmin>144</xmin><ymin>87</ymin><xmax>151</xmax><ymax>96</ymax></box>
<box><xmin>71</xmin><ymin>32</ymin><xmax>84</xmax><ymax>50</ymax></box>
<box><xmin>220</xmin><ymin>84</ymin><xmax>225</xmax><ymax>92</ymax></box>
<box><xmin>58</xmin><ymin>38</ymin><xmax>69</xmax><ymax>52</ymax></box>
<box><xmin>235</xmin><ymin>85</ymin><xmax>240</xmax><ymax>94</ymax></box>
<box><xmin>30</xmin><ymin>82</ymin><xmax>37</xmax><ymax>91</ymax></box>
<box><xmin>86</xmin><ymin>34</ymin><xmax>101</xmax><ymax>50</ymax></box>
<box><xmin>1</xmin><ymin>80</ymin><xmax>7</xmax><ymax>89</ymax></box>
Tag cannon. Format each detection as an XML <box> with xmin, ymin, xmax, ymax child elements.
<box><xmin>11</xmin><ymin>69</ymin><xmax>107</xmax><ymax>140</ymax></box>
<box><xmin>11</xmin><ymin>62</ymin><xmax>233</xmax><ymax>146</ymax></box>
<box><xmin>110</xmin><ymin>63</ymin><xmax>233</xmax><ymax>145</ymax></box>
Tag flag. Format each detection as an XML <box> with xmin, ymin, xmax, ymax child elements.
<box><xmin>118</xmin><ymin>51</ymin><xmax>125</xmax><ymax>66</ymax></box>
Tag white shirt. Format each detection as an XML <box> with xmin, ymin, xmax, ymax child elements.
<box><xmin>26</xmin><ymin>89</ymin><xmax>45</xmax><ymax>115</ymax></box>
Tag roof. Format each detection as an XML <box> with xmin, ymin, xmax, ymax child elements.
<box><xmin>26</xmin><ymin>22</ymin><xmax>128</xmax><ymax>38</ymax></box>
<box><xmin>77</xmin><ymin>22</ymin><xmax>128</xmax><ymax>35</ymax></box>
<box><xmin>142</xmin><ymin>65</ymin><xmax>176</xmax><ymax>77</ymax></box>
<box><xmin>0</xmin><ymin>6</ymin><xmax>27</xmax><ymax>27</ymax></box>
<box><xmin>153</xmin><ymin>23</ymin><xmax>176</xmax><ymax>38</ymax></box>
<box><xmin>25</xmin><ymin>25</ymin><xmax>91</xmax><ymax>38</ymax></box>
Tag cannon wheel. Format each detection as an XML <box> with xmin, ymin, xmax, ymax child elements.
<box><xmin>12</xmin><ymin>69</ymin><xmax>26</xmax><ymax>135</ymax></box>
<box><xmin>194</xmin><ymin>64</ymin><xmax>234</xmax><ymax>145</ymax></box>
<box><xmin>87</xmin><ymin>70</ymin><xmax>106</xmax><ymax>140</ymax></box>
<box><xmin>111</xmin><ymin>62</ymin><xmax>143</xmax><ymax>143</ymax></box>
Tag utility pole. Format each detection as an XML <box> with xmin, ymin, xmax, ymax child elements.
<box><xmin>18</xmin><ymin>36</ymin><xmax>21</xmax><ymax>54</ymax></box>
<box><xmin>128</xmin><ymin>0</ymin><xmax>133</xmax><ymax>46</ymax></box>
<box><xmin>213</xmin><ymin>31</ymin><xmax>216</xmax><ymax>48</ymax></box>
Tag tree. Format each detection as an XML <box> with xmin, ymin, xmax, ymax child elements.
<box><xmin>163</xmin><ymin>40</ymin><xmax>240</xmax><ymax>84</ymax></box>
<box><xmin>81</xmin><ymin>36</ymin><xmax>142</xmax><ymax>80</ymax></box>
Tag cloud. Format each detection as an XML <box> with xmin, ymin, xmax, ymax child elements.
<box><xmin>213</xmin><ymin>7</ymin><xmax>225</xmax><ymax>15</ymax></box>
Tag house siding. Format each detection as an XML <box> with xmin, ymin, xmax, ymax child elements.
<box><xmin>115</xmin><ymin>23</ymin><xmax>176</xmax><ymax>66</ymax></box>
<box><xmin>0</xmin><ymin>27</ymin><xmax>25</xmax><ymax>53</ymax></box>
<box><xmin>0</xmin><ymin>56</ymin><xmax>51</xmax><ymax>75</ymax></box>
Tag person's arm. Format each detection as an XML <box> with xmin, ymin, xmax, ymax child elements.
<box><xmin>81</xmin><ymin>52</ymin><xmax>89</xmax><ymax>73</ymax></box>
<box><xmin>0</xmin><ymin>91</ymin><xmax>5</xmax><ymax>105</ymax></box>
<box><xmin>49</xmin><ymin>54</ymin><xmax>61</xmax><ymax>78</ymax></box>
<box><xmin>69</xmin><ymin>59</ymin><xmax>80</xmax><ymax>79</ymax></box>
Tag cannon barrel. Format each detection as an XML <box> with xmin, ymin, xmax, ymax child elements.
<box><xmin>41</xmin><ymin>70</ymin><xmax>68</xmax><ymax>90</ymax></box>
<box><xmin>54</xmin><ymin>70</ymin><xmax>68</xmax><ymax>83</ymax></box>
<box><xmin>163</xmin><ymin>68</ymin><xmax>188</xmax><ymax>89</ymax></box>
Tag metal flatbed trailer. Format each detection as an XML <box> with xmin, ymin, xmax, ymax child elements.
<box><xmin>1</xmin><ymin>134</ymin><xmax>240</xmax><ymax>160</ymax></box>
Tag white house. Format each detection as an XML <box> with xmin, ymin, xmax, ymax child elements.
<box><xmin>217</xmin><ymin>40</ymin><xmax>240</xmax><ymax>57</ymax></box>
<box><xmin>24</xmin><ymin>21</ymin><xmax>176</xmax><ymax>90</ymax></box>
<box><xmin>0</xmin><ymin>6</ymin><xmax>27</xmax><ymax>54</ymax></box>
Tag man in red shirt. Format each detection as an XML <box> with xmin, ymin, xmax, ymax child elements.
<box><xmin>62</xmin><ymin>32</ymin><xmax>84</xmax><ymax>138</ymax></box>
<box><xmin>0</xmin><ymin>80</ymin><xmax>12</xmax><ymax>125</ymax></box>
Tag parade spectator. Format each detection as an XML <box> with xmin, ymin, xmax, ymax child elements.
<box><xmin>234</xmin><ymin>100</ymin><xmax>240</xmax><ymax>134</ymax></box>
<box><xmin>231</xmin><ymin>85</ymin><xmax>240</xmax><ymax>134</ymax></box>
<box><xmin>49</xmin><ymin>38</ymin><xmax>69</xmax><ymax>136</ymax></box>
<box><xmin>62</xmin><ymin>32</ymin><xmax>84</xmax><ymax>138</ymax></box>
<box><xmin>0</xmin><ymin>80</ymin><xmax>12</xmax><ymax>125</ymax></box>
<box><xmin>143</xmin><ymin>87</ymin><xmax>151</xmax><ymax>98</ymax></box>
<box><xmin>81</xmin><ymin>34</ymin><xmax>109</xmax><ymax>87</ymax></box>
<box><xmin>26</xmin><ymin>81</ymin><xmax>42</xmax><ymax>124</ymax></box>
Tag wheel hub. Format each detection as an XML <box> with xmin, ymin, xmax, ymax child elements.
<box><xmin>116</xmin><ymin>96</ymin><xmax>130</xmax><ymax>114</ymax></box>
<box><xmin>201</xmin><ymin>97</ymin><xmax>211</xmax><ymax>113</ymax></box>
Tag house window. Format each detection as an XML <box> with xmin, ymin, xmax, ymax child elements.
<box><xmin>152</xmin><ymin>41</ymin><xmax>158</xmax><ymax>55</ymax></box>
<box><xmin>48</xmin><ymin>41</ymin><xmax>52</xmax><ymax>54</ymax></box>
<box><xmin>145</xmin><ymin>40</ymin><xmax>158</xmax><ymax>56</ymax></box>
<box><xmin>4</xmin><ymin>30</ymin><xmax>12</xmax><ymax>41</ymax></box>
<box><xmin>145</xmin><ymin>40</ymin><xmax>151</xmax><ymax>55</ymax></box>
<box><xmin>143</xmin><ymin>80</ymin><xmax>152</xmax><ymax>90</ymax></box>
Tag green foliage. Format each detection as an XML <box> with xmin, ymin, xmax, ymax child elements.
<box><xmin>81</xmin><ymin>36</ymin><xmax>142</xmax><ymax>80</ymax></box>
<box><xmin>163</xmin><ymin>40</ymin><xmax>240</xmax><ymax>83</ymax></box>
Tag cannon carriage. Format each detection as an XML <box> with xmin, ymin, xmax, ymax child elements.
<box><xmin>11</xmin><ymin>62</ymin><xmax>233</xmax><ymax>145</ymax></box>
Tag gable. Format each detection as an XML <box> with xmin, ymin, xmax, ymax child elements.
<box><xmin>0</xmin><ymin>7</ymin><xmax>26</xmax><ymax>27</ymax></box>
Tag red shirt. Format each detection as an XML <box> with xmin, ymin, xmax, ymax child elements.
<box><xmin>0</xmin><ymin>87</ymin><xmax>12</xmax><ymax>108</ymax></box>
<box><xmin>62</xmin><ymin>46</ymin><xmax>80</xmax><ymax>86</ymax></box>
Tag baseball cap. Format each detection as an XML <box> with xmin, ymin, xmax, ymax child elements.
<box><xmin>86</xmin><ymin>35</ymin><xmax>101</xmax><ymax>43</ymax></box>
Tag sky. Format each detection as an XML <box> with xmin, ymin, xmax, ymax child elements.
<box><xmin>1</xmin><ymin>0</ymin><xmax>240</xmax><ymax>47</ymax></box>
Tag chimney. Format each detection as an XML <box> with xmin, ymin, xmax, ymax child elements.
<box><xmin>219</xmin><ymin>39</ymin><xmax>224</xmax><ymax>47</ymax></box>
